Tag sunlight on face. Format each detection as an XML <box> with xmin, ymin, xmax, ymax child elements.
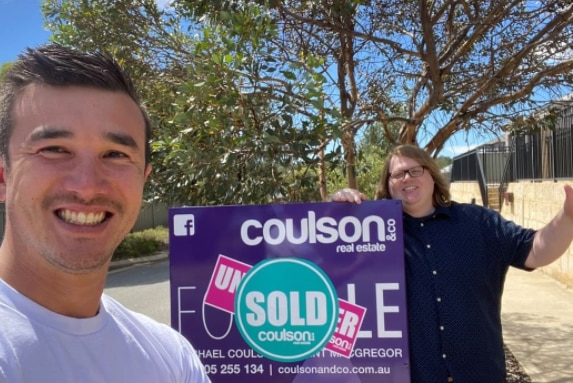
<box><xmin>2</xmin><ymin>85</ymin><xmax>150</xmax><ymax>274</ymax></box>
<box><xmin>388</xmin><ymin>155</ymin><xmax>435</xmax><ymax>217</ymax></box>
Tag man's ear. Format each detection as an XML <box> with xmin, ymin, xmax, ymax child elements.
<box><xmin>144</xmin><ymin>164</ymin><xmax>152</xmax><ymax>180</ymax></box>
<box><xmin>0</xmin><ymin>159</ymin><xmax>7</xmax><ymax>203</ymax></box>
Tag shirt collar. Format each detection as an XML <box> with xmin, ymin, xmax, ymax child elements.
<box><xmin>403</xmin><ymin>203</ymin><xmax>453</xmax><ymax>221</ymax></box>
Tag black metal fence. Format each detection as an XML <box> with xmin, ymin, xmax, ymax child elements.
<box><xmin>450</xmin><ymin>142</ymin><xmax>512</xmax><ymax>207</ymax></box>
<box><xmin>451</xmin><ymin>142</ymin><xmax>511</xmax><ymax>183</ymax></box>
<box><xmin>451</xmin><ymin>106</ymin><xmax>573</xmax><ymax>184</ymax></box>
<box><xmin>511</xmin><ymin>126</ymin><xmax>573</xmax><ymax>181</ymax></box>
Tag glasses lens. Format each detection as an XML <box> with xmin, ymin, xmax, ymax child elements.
<box><xmin>389</xmin><ymin>166</ymin><xmax>424</xmax><ymax>180</ymax></box>
<box><xmin>410</xmin><ymin>166</ymin><xmax>424</xmax><ymax>177</ymax></box>
<box><xmin>390</xmin><ymin>171</ymin><xmax>404</xmax><ymax>180</ymax></box>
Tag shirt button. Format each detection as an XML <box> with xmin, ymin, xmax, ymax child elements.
<box><xmin>440</xmin><ymin>326</ymin><xmax>445</xmax><ymax>331</ymax></box>
<box><xmin>437</xmin><ymin>297</ymin><xmax>442</xmax><ymax>302</ymax></box>
<box><xmin>420</xmin><ymin>223</ymin><xmax>424</xmax><ymax>227</ymax></box>
<box><xmin>426</xmin><ymin>244</ymin><xmax>431</xmax><ymax>249</ymax></box>
<box><xmin>442</xmin><ymin>354</ymin><xmax>447</xmax><ymax>359</ymax></box>
<box><xmin>432</xmin><ymin>270</ymin><xmax>437</xmax><ymax>275</ymax></box>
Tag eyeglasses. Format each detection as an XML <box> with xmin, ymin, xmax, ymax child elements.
<box><xmin>389</xmin><ymin>165</ymin><xmax>426</xmax><ymax>181</ymax></box>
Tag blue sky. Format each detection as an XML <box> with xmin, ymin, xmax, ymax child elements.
<box><xmin>0</xmin><ymin>0</ymin><xmax>52</xmax><ymax>64</ymax></box>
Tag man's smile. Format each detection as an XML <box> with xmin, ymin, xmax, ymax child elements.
<box><xmin>56</xmin><ymin>209</ymin><xmax>108</xmax><ymax>225</ymax></box>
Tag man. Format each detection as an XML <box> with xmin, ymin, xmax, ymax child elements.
<box><xmin>332</xmin><ymin>144</ymin><xmax>573</xmax><ymax>383</ymax></box>
<box><xmin>0</xmin><ymin>44</ymin><xmax>210</xmax><ymax>383</ymax></box>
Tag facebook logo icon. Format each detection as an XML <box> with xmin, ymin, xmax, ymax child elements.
<box><xmin>173</xmin><ymin>214</ymin><xmax>195</xmax><ymax>236</ymax></box>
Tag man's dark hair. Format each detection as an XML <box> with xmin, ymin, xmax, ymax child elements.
<box><xmin>0</xmin><ymin>43</ymin><xmax>151</xmax><ymax>167</ymax></box>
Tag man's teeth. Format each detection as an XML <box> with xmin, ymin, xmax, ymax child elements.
<box><xmin>58</xmin><ymin>210</ymin><xmax>106</xmax><ymax>225</ymax></box>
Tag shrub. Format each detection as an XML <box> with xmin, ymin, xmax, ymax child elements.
<box><xmin>113</xmin><ymin>226</ymin><xmax>169</xmax><ymax>261</ymax></box>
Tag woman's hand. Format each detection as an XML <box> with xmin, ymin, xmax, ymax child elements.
<box><xmin>330</xmin><ymin>188</ymin><xmax>367</xmax><ymax>204</ymax></box>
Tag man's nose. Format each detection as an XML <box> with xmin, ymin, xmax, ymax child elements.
<box><xmin>61</xmin><ymin>157</ymin><xmax>111</xmax><ymax>197</ymax></box>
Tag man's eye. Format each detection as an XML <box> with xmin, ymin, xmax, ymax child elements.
<box><xmin>40</xmin><ymin>146</ymin><xmax>67</xmax><ymax>154</ymax></box>
<box><xmin>106</xmin><ymin>151</ymin><xmax>128</xmax><ymax>158</ymax></box>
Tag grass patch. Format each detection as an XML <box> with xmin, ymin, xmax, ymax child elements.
<box><xmin>113</xmin><ymin>226</ymin><xmax>169</xmax><ymax>261</ymax></box>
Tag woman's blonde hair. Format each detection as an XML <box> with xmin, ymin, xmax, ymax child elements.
<box><xmin>374</xmin><ymin>144</ymin><xmax>451</xmax><ymax>207</ymax></box>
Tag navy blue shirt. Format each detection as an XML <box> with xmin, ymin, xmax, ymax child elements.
<box><xmin>404</xmin><ymin>202</ymin><xmax>535</xmax><ymax>383</ymax></box>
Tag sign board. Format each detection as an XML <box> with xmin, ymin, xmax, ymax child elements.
<box><xmin>169</xmin><ymin>201</ymin><xmax>410</xmax><ymax>382</ymax></box>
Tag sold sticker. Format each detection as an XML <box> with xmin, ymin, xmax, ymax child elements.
<box><xmin>325</xmin><ymin>299</ymin><xmax>367</xmax><ymax>357</ymax></box>
<box><xmin>204</xmin><ymin>254</ymin><xmax>252</xmax><ymax>313</ymax></box>
<box><xmin>234</xmin><ymin>258</ymin><xmax>339</xmax><ymax>362</ymax></box>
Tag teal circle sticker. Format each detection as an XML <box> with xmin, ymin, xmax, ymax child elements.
<box><xmin>234</xmin><ymin>258</ymin><xmax>338</xmax><ymax>362</ymax></box>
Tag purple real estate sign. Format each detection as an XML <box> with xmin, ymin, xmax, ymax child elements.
<box><xmin>169</xmin><ymin>200</ymin><xmax>410</xmax><ymax>383</ymax></box>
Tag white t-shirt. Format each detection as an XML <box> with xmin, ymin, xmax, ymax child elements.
<box><xmin>0</xmin><ymin>279</ymin><xmax>211</xmax><ymax>383</ymax></box>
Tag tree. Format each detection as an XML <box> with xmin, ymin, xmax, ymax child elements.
<box><xmin>0</xmin><ymin>62</ymin><xmax>14</xmax><ymax>85</ymax></box>
<box><xmin>435</xmin><ymin>156</ymin><xmax>452</xmax><ymax>170</ymax></box>
<box><xmin>43</xmin><ymin>0</ymin><xmax>573</xmax><ymax>200</ymax></box>
<box><xmin>259</xmin><ymin>0</ymin><xmax>573</xmax><ymax>187</ymax></box>
<box><xmin>43</xmin><ymin>0</ymin><xmax>335</xmax><ymax>205</ymax></box>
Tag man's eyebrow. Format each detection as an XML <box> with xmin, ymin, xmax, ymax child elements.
<box><xmin>29</xmin><ymin>127</ymin><xmax>73</xmax><ymax>142</ymax></box>
<box><xmin>105</xmin><ymin>132</ymin><xmax>139</xmax><ymax>149</ymax></box>
<box><xmin>28</xmin><ymin>128</ymin><xmax>139</xmax><ymax>150</ymax></box>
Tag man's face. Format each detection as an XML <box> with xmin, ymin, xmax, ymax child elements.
<box><xmin>0</xmin><ymin>84</ymin><xmax>151</xmax><ymax>274</ymax></box>
<box><xmin>387</xmin><ymin>155</ymin><xmax>435</xmax><ymax>217</ymax></box>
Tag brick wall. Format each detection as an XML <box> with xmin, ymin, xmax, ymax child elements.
<box><xmin>450</xmin><ymin>181</ymin><xmax>573</xmax><ymax>288</ymax></box>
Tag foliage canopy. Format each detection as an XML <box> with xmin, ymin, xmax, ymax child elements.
<box><xmin>41</xmin><ymin>0</ymin><xmax>573</xmax><ymax>204</ymax></box>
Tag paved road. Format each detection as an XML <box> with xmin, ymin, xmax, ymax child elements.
<box><xmin>501</xmin><ymin>268</ymin><xmax>573</xmax><ymax>383</ymax></box>
<box><xmin>105</xmin><ymin>260</ymin><xmax>171</xmax><ymax>325</ymax></box>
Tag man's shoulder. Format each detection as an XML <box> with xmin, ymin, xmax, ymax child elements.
<box><xmin>100</xmin><ymin>295</ymin><xmax>210</xmax><ymax>382</ymax></box>
<box><xmin>101</xmin><ymin>294</ymin><xmax>173</xmax><ymax>333</ymax></box>
<box><xmin>448</xmin><ymin>200</ymin><xmax>494</xmax><ymax>215</ymax></box>
<box><xmin>436</xmin><ymin>201</ymin><xmax>501</xmax><ymax>226</ymax></box>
